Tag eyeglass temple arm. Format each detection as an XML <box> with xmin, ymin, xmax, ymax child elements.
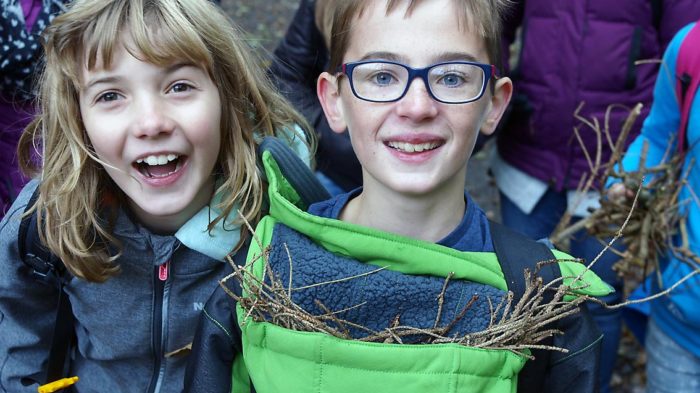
<box><xmin>491</xmin><ymin>64</ymin><xmax>500</xmax><ymax>79</ymax></box>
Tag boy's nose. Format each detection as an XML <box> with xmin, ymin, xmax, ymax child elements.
<box><xmin>395</xmin><ymin>78</ymin><xmax>439</xmax><ymax>120</ymax></box>
<box><xmin>132</xmin><ymin>98</ymin><xmax>176</xmax><ymax>138</ymax></box>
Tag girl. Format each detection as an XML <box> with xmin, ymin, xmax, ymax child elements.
<box><xmin>0</xmin><ymin>0</ymin><xmax>310</xmax><ymax>392</ymax></box>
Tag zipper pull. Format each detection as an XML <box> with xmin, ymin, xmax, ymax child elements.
<box><xmin>158</xmin><ymin>261</ymin><xmax>169</xmax><ymax>281</ymax></box>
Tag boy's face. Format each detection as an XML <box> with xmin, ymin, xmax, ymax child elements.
<box><xmin>318</xmin><ymin>0</ymin><xmax>511</xmax><ymax>197</ymax></box>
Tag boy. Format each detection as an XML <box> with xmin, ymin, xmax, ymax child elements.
<box><xmin>186</xmin><ymin>1</ymin><xmax>606</xmax><ymax>392</ymax></box>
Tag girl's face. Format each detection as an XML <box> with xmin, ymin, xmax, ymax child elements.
<box><xmin>79</xmin><ymin>41</ymin><xmax>221</xmax><ymax>234</ymax></box>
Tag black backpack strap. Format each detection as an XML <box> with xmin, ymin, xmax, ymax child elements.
<box><xmin>489</xmin><ymin>220</ymin><xmax>560</xmax><ymax>393</ymax></box>
<box><xmin>258</xmin><ymin>137</ymin><xmax>331</xmax><ymax>209</ymax></box>
<box><xmin>18</xmin><ymin>186</ymin><xmax>75</xmax><ymax>385</ymax></box>
<box><xmin>489</xmin><ymin>220</ymin><xmax>559</xmax><ymax>300</ymax></box>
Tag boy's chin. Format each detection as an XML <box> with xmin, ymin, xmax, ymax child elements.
<box><xmin>375</xmin><ymin>176</ymin><xmax>465</xmax><ymax>198</ymax></box>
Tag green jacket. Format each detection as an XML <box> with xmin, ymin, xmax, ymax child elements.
<box><xmin>186</xmin><ymin>153</ymin><xmax>610</xmax><ymax>393</ymax></box>
<box><xmin>227</xmin><ymin>152</ymin><xmax>611</xmax><ymax>393</ymax></box>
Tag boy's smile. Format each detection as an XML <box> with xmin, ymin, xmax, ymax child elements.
<box><xmin>79</xmin><ymin>40</ymin><xmax>221</xmax><ymax>234</ymax></box>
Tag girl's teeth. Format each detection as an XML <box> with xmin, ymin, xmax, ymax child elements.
<box><xmin>137</xmin><ymin>154</ymin><xmax>179</xmax><ymax>166</ymax></box>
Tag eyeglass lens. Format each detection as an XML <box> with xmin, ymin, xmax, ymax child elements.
<box><xmin>350</xmin><ymin>62</ymin><xmax>486</xmax><ymax>103</ymax></box>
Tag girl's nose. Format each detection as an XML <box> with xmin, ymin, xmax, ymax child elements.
<box><xmin>132</xmin><ymin>98</ymin><xmax>176</xmax><ymax>138</ymax></box>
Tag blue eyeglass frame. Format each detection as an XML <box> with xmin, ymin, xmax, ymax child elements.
<box><xmin>337</xmin><ymin>60</ymin><xmax>498</xmax><ymax>104</ymax></box>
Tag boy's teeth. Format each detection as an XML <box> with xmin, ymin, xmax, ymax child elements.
<box><xmin>136</xmin><ymin>154</ymin><xmax>179</xmax><ymax>166</ymax></box>
<box><xmin>388</xmin><ymin>141</ymin><xmax>439</xmax><ymax>153</ymax></box>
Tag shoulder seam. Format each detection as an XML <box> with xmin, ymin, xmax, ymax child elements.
<box><xmin>202</xmin><ymin>307</ymin><xmax>235</xmax><ymax>344</ymax></box>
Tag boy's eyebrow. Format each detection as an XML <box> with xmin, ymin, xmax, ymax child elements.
<box><xmin>434</xmin><ymin>52</ymin><xmax>481</xmax><ymax>63</ymax></box>
<box><xmin>357</xmin><ymin>51</ymin><xmax>482</xmax><ymax>64</ymax></box>
<box><xmin>359</xmin><ymin>51</ymin><xmax>404</xmax><ymax>62</ymax></box>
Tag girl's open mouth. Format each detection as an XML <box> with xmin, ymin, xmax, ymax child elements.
<box><xmin>133</xmin><ymin>154</ymin><xmax>186</xmax><ymax>178</ymax></box>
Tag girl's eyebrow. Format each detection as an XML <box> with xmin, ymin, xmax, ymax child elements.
<box><xmin>83</xmin><ymin>75</ymin><xmax>122</xmax><ymax>92</ymax></box>
<box><xmin>165</xmin><ymin>62</ymin><xmax>199</xmax><ymax>74</ymax></box>
<box><xmin>83</xmin><ymin>63</ymin><xmax>200</xmax><ymax>92</ymax></box>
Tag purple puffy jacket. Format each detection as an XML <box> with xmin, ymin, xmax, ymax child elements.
<box><xmin>497</xmin><ymin>0</ymin><xmax>700</xmax><ymax>191</ymax></box>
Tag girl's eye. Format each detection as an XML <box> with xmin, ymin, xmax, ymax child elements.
<box><xmin>97</xmin><ymin>92</ymin><xmax>121</xmax><ymax>102</ymax></box>
<box><xmin>169</xmin><ymin>82</ymin><xmax>194</xmax><ymax>93</ymax></box>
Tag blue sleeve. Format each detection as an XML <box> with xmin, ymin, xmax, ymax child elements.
<box><xmin>0</xmin><ymin>180</ymin><xmax>57</xmax><ymax>392</ymax></box>
<box><xmin>617</xmin><ymin>23</ymin><xmax>695</xmax><ymax>178</ymax></box>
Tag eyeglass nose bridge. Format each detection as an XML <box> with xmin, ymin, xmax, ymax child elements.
<box><xmin>400</xmin><ymin>66</ymin><xmax>437</xmax><ymax>101</ymax></box>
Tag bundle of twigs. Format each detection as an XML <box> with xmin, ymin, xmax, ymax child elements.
<box><xmin>221</xmin><ymin>223</ymin><xmax>596</xmax><ymax>357</ymax></box>
<box><xmin>588</xmin><ymin>149</ymin><xmax>689</xmax><ymax>282</ymax></box>
<box><xmin>551</xmin><ymin>102</ymin><xmax>696</xmax><ymax>285</ymax></box>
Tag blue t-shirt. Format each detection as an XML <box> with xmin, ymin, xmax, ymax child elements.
<box><xmin>308</xmin><ymin>188</ymin><xmax>494</xmax><ymax>252</ymax></box>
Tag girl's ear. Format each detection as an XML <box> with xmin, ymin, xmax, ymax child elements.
<box><xmin>317</xmin><ymin>72</ymin><xmax>348</xmax><ymax>134</ymax></box>
<box><xmin>480</xmin><ymin>76</ymin><xmax>513</xmax><ymax>135</ymax></box>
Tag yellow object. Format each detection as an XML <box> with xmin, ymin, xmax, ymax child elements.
<box><xmin>37</xmin><ymin>376</ymin><xmax>79</xmax><ymax>393</ymax></box>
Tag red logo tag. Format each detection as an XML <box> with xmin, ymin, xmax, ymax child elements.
<box><xmin>159</xmin><ymin>262</ymin><xmax>169</xmax><ymax>281</ymax></box>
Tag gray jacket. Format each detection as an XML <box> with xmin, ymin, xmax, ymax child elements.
<box><xmin>0</xmin><ymin>180</ymin><xmax>233</xmax><ymax>393</ymax></box>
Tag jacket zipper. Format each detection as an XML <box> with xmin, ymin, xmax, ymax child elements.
<box><xmin>147</xmin><ymin>260</ymin><xmax>170</xmax><ymax>393</ymax></box>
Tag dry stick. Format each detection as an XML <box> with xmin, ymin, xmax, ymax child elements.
<box><xmin>313</xmin><ymin>303</ymin><xmax>378</xmax><ymax>336</ymax></box>
<box><xmin>314</xmin><ymin>300</ymin><xmax>352</xmax><ymax>338</ymax></box>
<box><xmin>602</xmin><ymin>103</ymin><xmax>643</xmax><ymax>182</ymax></box>
<box><xmin>603</xmin><ymin>104</ymin><xmax>634</xmax><ymax>154</ymax></box>
<box><xmin>438</xmin><ymin>295</ymin><xmax>479</xmax><ymax>337</ymax></box>
<box><xmin>584</xmin><ymin>178</ymin><xmax>643</xmax><ymax>271</ymax></box>
<box><xmin>284</xmin><ymin>243</ymin><xmax>293</xmax><ymax>296</ymax></box>
<box><xmin>434</xmin><ymin>272</ymin><xmax>455</xmax><ymax>329</ymax></box>
<box><xmin>292</xmin><ymin>266</ymin><xmax>389</xmax><ymax>291</ymax></box>
<box><xmin>593</xmin><ymin>269</ymin><xmax>700</xmax><ymax>310</ymax></box>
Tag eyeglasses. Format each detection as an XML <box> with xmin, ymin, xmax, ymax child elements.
<box><xmin>337</xmin><ymin>60</ymin><xmax>496</xmax><ymax>104</ymax></box>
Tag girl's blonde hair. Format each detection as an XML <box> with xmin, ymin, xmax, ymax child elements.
<box><xmin>18</xmin><ymin>0</ymin><xmax>312</xmax><ymax>282</ymax></box>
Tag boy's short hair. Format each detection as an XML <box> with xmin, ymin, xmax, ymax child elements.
<box><xmin>328</xmin><ymin>0</ymin><xmax>510</xmax><ymax>73</ymax></box>
<box><xmin>315</xmin><ymin>0</ymin><xmax>339</xmax><ymax>49</ymax></box>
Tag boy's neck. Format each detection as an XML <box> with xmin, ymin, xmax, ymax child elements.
<box><xmin>340</xmin><ymin>179</ymin><xmax>467</xmax><ymax>243</ymax></box>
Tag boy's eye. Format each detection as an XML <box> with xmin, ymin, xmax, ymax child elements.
<box><xmin>97</xmin><ymin>92</ymin><xmax>121</xmax><ymax>102</ymax></box>
<box><xmin>437</xmin><ymin>73</ymin><xmax>466</xmax><ymax>87</ymax></box>
<box><xmin>371</xmin><ymin>72</ymin><xmax>396</xmax><ymax>86</ymax></box>
<box><xmin>169</xmin><ymin>82</ymin><xmax>194</xmax><ymax>93</ymax></box>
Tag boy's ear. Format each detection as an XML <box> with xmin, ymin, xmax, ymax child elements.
<box><xmin>480</xmin><ymin>76</ymin><xmax>513</xmax><ymax>135</ymax></box>
<box><xmin>317</xmin><ymin>72</ymin><xmax>348</xmax><ymax>134</ymax></box>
